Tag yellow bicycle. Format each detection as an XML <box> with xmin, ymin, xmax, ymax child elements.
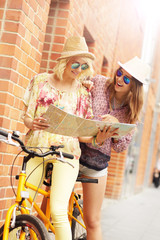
<box><xmin>0</xmin><ymin>130</ymin><xmax>97</xmax><ymax>240</ymax></box>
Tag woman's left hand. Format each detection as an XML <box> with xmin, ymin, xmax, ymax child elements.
<box><xmin>82</xmin><ymin>78</ymin><xmax>94</xmax><ymax>91</ymax></box>
<box><xmin>96</xmin><ymin>126</ymin><xmax>119</xmax><ymax>145</ymax></box>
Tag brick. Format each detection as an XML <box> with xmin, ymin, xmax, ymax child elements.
<box><xmin>47</xmin><ymin>17</ymin><xmax>55</xmax><ymax>26</ymax></box>
<box><xmin>37</xmin><ymin>0</ymin><xmax>45</xmax><ymax>8</ymax></box>
<box><xmin>29</xmin><ymin>0</ymin><xmax>38</xmax><ymax>12</ymax></box>
<box><xmin>34</xmin><ymin>15</ymin><xmax>42</xmax><ymax>29</ymax></box>
<box><xmin>57</xmin><ymin>10</ymin><xmax>69</xmax><ymax>18</ymax></box>
<box><xmin>10</xmin><ymin>108</ymin><xmax>21</xmax><ymax>120</ymax></box>
<box><xmin>0</xmin><ymin>143</ymin><xmax>8</xmax><ymax>153</ymax></box>
<box><xmin>31</xmin><ymin>35</ymin><xmax>39</xmax><ymax>49</ymax></box>
<box><xmin>44</xmin><ymin>34</ymin><xmax>52</xmax><ymax>43</ymax></box>
<box><xmin>16</xmin><ymin>122</ymin><xmax>26</xmax><ymax>133</ymax></box>
<box><xmin>43</xmin><ymin>43</ymin><xmax>50</xmax><ymax>51</ymax></box>
<box><xmin>0</xmin><ymin>9</ymin><xmax>3</xmax><ymax>19</ymax></box>
<box><xmin>59</xmin><ymin>2</ymin><xmax>70</xmax><ymax>10</ymax></box>
<box><xmin>46</xmin><ymin>25</ymin><xmax>53</xmax><ymax>34</ymax></box>
<box><xmin>54</xmin><ymin>36</ymin><xmax>65</xmax><ymax>44</ymax></box>
<box><xmin>40</xmin><ymin>60</ymin><xmax>47</xmax><ymax>68</ymax></box>
<box><xmin>0</xmin><ymin>105</ymin><xmax>10</xmax><ymax>117</ymax></box>
<box><xmin>5</xmin><ymin>188</ymin><xmax>14</xmax><ymax>198</ymax></box>
<box><xmin>4</xmin><ymin>21</ymin><xmax>19</xmax><ymax>32</ymax></box>
<box><xmin>0</xmin><ymin>177</ymin><xmax>10</xmax><ymax>188</ymax></box>
<box><xmin>25</xmin><ymin>17</ymin><xmax>34</xmax><ymax>33</ymax></box>
<box><xmin>0</xmin><ymin>165</ymin><xmax>9</xmax><ymax>176</ymax></box>
<box><xmin>51</xmin><ymin>43</ymin><xmax>64</xmax><ymax>52</ymax></box>
<box><xmin>38</xmin><ymin>31</ymin><xmax>45</xmax><ymax>42</ymax></box>
<box><xmin>0</xmin><ymin>117</ymin><xmax>11</xmax><ymax>129</ymax></box>
<box><xmin>6</xmin><ymin>10</ymin><xmax>22</xmax><ymax>21</ymax></box>
<box><xmin>18</xmin><ymin>75</ymin><xmax>29</xmax><ymax>88</ymax></box>
<box><xmin>0</xmin><ymin>188</ymin><xmax>5</xmax><ymax>199</ymax></box>
<box><xmin>18</xmin><ymin>23</ymin><xmax>26</xmax><ymax>37</ymax></box>
<box><xmin>0</xmin><ymin>56</ymin><xmax>12</xmax><ymax>68</ymax></box>
<box><xmin>0</xmin><ymin>200</ymin><xmax>6</xmax><ymax>210</ymax></box>
<box><xmin>1</xmin><ymin>32</ymin><xmax>16</xmax><ymax>44</ymax></box>
<box><xmin>10</xmin><ymin>70</ymin><xmax>19</xmax><ymax>84</ymax></box>
<box><xmin>0</xmin><ymin>69</ymin><xmax>11</xmax><ymax>80</ymax></box>
<box><xmin>27</xmin><ymin>56</ymin><xmax>36</xmax><ymax>70</ymax></box>
<box><xmin>56</xmin><ymin>18</ymin><xmax>68</xmax><ymax>27</ymax></box>
<box><xmin>22</xmin><ymin>0</ymin><xmax>30</xmax><ymax>15</ymax></box>
<box><xmin>28</xmin><ymin>7</ymin><xmax>35</xmax><ymax>21</ymax></box>
<box><xmin>0</xmin><ymin>80</ymin><xmax>13</xmax><ymax>92</ymax></box>
<box><xmin>50</xmin><ymin>53</ymin><xmax>61</xmax><ymax>60</ymax></box>
<box><xmin>13</xmin><ymin>84</ymin><xmax>23</xmax><ymax>98</ymax></box>
<box><xmin>0</xmin><ymin>44</ymin><xmax>15</xmax><ymax>56</ymax></box>
<box><xmin>0</xmin><ymin>92</ymin><xmax>14</xmax><ymax>105</ymax></box>
<box><xmin>21</xmin><ymin>39</ymin><xmax>31</xmax><ymax>54</ymax></box>
<box><xmin>7</xmin><ymin>0</ymin><xmax>23</xmax><ymax>9</ymax></box>
<box><xmin>49</xmin><ymin>61</ymin><xmax>56</xmax><ymax>69</ymax></box>
<box><xmin>55</xmin><ymin>27</ymin><xmax>66</xmax><ymax>35</ymax></box>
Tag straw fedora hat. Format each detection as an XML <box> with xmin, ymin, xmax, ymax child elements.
<box><xmin>118</xmin><ymin>56</ymin><xmax>151</xmax><ymax>84</ymax></box>
<box><xmin>56</xmin><ymin>36</ymin><xmax>95</xmax><ymax>61</ymax></box>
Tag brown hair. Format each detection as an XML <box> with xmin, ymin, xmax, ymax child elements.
<box><xmin>108</xmin><ymin>72</ymin><xmax>144</xmax><ymax>124</ymax></box>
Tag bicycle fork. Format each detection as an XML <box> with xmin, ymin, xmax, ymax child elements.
<box><xmin>3</xmin><ymin>172</ymin><xmax>30</xmax><ymax>240</ymax></box>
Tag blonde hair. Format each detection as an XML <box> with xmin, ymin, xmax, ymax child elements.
<box><xmin>108</xmin><ymin>73</ymin><xmax>144</xmax><ymax>124</ymax></box>
<box><xmin>53</xmin><ymin>57</ymin><xmax>94</xmax><ymax>81</ymax></box>
<box><xmin>53</xmin><ymin>58</ymin><xmax>69</xmax><ymax>81</ymax></box>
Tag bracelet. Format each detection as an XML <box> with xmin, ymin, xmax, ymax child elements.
<box><xmin>92</xmin><ymin>136</ymin><xmax>104</xmax><ymax>147</ymax></box>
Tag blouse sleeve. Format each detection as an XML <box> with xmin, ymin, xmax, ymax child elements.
<box><xmin>110</xmin><ymin>106</ymin><xmax>138</xmax><ymax>153</ymax></box>
<box><xmin>111</xmin><ymin>132</ymin><xmax>134</xmax><ymax>152</ymax></box>
<box><xmin>23</xmin><ymin>75</ymin><xmax>39</xmax><ymax>120</ymax></box>
<box><xmin>77</xmin><ymin>84</ymin><xmax>93</xmax><ymax>119</ymax></box>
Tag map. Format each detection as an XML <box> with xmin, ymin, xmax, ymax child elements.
<box><xmin>43</xmin><ymin>105</ymin><xmax>136</xmax><ymax>138</ymax></box>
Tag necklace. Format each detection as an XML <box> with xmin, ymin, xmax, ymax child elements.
<box><xmin>111</xmin><ymin>97</ymin><xmax>124</xmax><ymax>110</ymax></box>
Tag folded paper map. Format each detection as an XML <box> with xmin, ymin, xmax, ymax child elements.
<box><xmin>43</xmin><ymin>105</ymin><xmax>136</xmax><ymax>138</ymax></box>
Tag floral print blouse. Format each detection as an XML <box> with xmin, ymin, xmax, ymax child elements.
<box><xmin>23</xmin><ymin>73</ymin><xmax>93</xmax><ymax>160</ymax></box>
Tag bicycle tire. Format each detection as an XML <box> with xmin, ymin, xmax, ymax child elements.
<box><xmin>0</xmin><ymin>214</ymin><xmax>50</xmax><ymax>240</ymax></box>
<box><xmin>71</xmin><ymin>200</ymin><xmax>87</xmax><ymax>240</ymax></box>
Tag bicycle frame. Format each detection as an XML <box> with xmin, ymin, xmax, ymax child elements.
<box><xmin>3</xmin><ymin>168</ymin><xmax>86</xmax><ymax>239</ymax></box>
<box><xmin>0</xmin><ymin>130</ymin><xmax>96</xmax><ymax>240</ymax></box>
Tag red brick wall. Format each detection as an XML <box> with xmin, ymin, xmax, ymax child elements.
<box><xmin>0</xmin><ymin>0</ymin><xmax>160</xmax><ymax>225</ymax></box>
<box><xmin>0</xmin><ymin>0</ymin><xmax>51</xmax><ymax>226</ymax></box>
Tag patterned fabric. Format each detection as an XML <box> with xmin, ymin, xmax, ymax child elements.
<box><xmin>23</xmin><ymin>73</ymin><xmax>93</xmax><ymax>159</ymax></box>
<box><xmin>80</xmin><ymin>75</ymin><xmax>135</xmax><ymax>170</ymax></box>
<box><xmin>80</xmin><ymin>143</ymin><xmax>110</xmax><ymax>170</ymax></box>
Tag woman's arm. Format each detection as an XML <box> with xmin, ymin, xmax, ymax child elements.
<box><xmin>23</xmin><ymin>112</ymin><xmax>49</xmax><ymax>131</ymax></box>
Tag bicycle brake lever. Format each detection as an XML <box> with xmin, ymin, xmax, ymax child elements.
<box><xmin>57</xmin><ymin>151</ymin><xmax>74</xmax><ymax>168</ymax></box>
<box><xmin>0</xmin><ymin>133</ymin><xmax>19</xmax><ymax>147</ymax></box>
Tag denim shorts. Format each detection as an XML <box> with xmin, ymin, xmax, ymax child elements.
<box><xmin>79</xmin><ymin>164</ymin><xmax>108</xmax><ymax>178</ymax></box>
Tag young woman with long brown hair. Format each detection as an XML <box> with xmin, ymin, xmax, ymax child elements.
<box><xmin>79</xmin><ymin>56</ymin><xmax>151</xmax><ymax>240</ymax></box>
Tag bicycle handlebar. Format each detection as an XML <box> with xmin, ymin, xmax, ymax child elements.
<box><xmin>0</xmin><ymin>130</ymin><xmax>74</xmax><ymax>160</ymax></box>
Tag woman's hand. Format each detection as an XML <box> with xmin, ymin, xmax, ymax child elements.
<box><xmin>24</xmin><ymin>115</ymin><xmax>50</xmax><ymax>131</ymax></box>
<box><xmin>100</xmin><ymin>114</ymin><xmax>119</xmax><ymax>123</ymax></box>
<box><xmin>82</xmin><ymin>77</ymin><xmax>94</xmax><ymax>91</ymax></box>
<box><xmin>96</xmin><ymin>126</ymin><xmax>119</xmax><ymax>145</ymax></box>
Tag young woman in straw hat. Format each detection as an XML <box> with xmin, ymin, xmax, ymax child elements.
<box><xmin>79</xmin><ymin>56</ymin><xmax>151</xmax><ymax>240</ymax></box>
<box><xmin>22</xmin><ymin>36</ymin><xmax>105</xmax><ymax>240</ymax></box>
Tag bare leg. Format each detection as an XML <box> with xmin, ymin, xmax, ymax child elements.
<box><xmin>82</xmin><ymin>175</ymin><xmax>107</xmax><ymax>240</ymax></box>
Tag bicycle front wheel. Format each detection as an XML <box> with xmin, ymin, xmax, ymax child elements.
<box><xmin>0</xmin><ymin>214</ymin><xmax>50</xmax><ymax>240</ymax></box>
<box><xmin>71</xmin><ymin>200</ymin><xmax>87</xmax><ymax>240</ymax></box>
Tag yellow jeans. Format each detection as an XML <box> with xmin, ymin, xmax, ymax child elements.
<box><xmin>26</xmin><ymin>156</ymin><xmax>79</xmax><ymax>240</ymax></box>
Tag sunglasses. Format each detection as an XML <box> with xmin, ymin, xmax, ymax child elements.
<box><xmin>116</xmin><ymin>69</ymin><xmax>131</xmax><ymax>84</ymax></box>
<box><xmin>71</xmin><ymin>62</ymin><xmax>89</xmax><ymax>70</ymax></box>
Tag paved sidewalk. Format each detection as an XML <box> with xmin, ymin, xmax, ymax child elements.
<box><xmin>101</xmin><ymin>187</ymin><xmax>160</xmax><ymax>240</ymax></box>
